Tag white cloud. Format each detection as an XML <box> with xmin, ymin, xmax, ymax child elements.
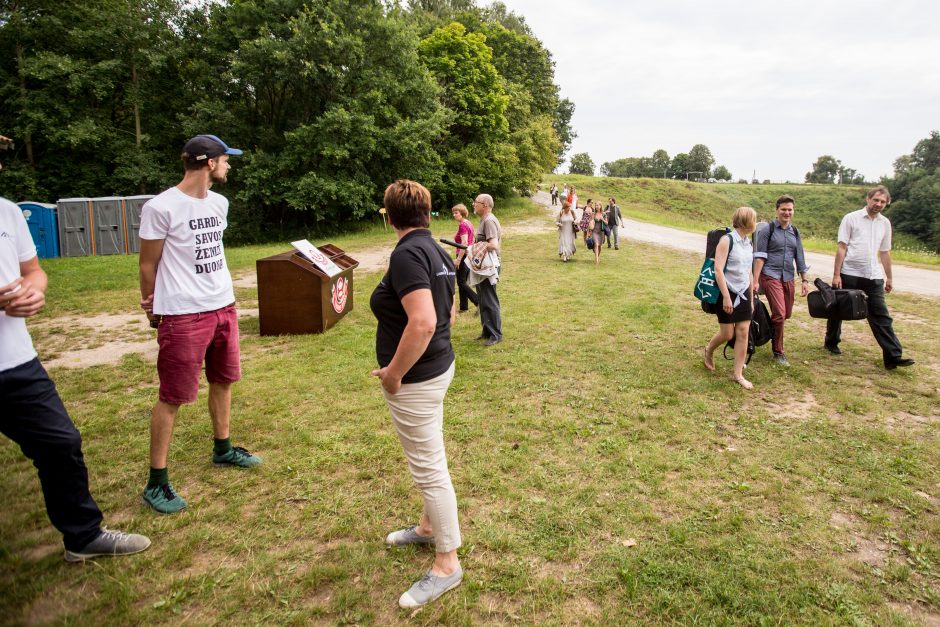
<box><xmin>499</xmin><ymin>0</ymin><xmax>940</xmax><ymax>181</ymax></box>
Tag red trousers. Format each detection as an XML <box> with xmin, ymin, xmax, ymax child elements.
<box><xmin>759</xmin><ymin>275</ymin><xmax>794</xmax><ymax>355</ymax></box>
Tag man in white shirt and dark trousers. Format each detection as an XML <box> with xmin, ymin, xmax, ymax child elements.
<box><xmin>0</xmin><ymin>196</ymin><xmax>150</xmax><ymax>561</ymax></box>
<box><xmin>825</xmin><ymin>185</ymin><xmax>914</xmax><ymax>369</ymax></box>
<box><xmin>138</xmin><ymin>135</ymin><xmax>261</xmax><ymax>515</ymax></box>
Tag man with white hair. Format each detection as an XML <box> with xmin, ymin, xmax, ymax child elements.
<box><xmin>471</xmin><ymin>194</ymin><xmax>502</xmax><ymax>346</ymax></box>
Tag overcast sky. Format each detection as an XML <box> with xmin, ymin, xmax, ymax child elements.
<box><xmin>496</xmin><ymin>0</ymin><xmax>940</xmax><ymax>182</ymax></box>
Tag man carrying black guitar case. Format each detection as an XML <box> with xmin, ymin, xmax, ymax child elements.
<box><xmin>807</xmin><ymin>278</ymin><xmax>868</xmax><ymax>320</ymax></box>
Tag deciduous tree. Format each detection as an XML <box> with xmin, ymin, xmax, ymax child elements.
<box><xmin>569</xmin><ymin>152</ymin><xmax>594</xmax><ymax>176</ymax></box>
<box><xmin>805</xmin><ymin>155</ymin><xmax>841</xmax><ymax>183</ymax></box>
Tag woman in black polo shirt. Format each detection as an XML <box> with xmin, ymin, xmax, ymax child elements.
<box><xmin>370</xmin><ymin>180</ymin><xmax>463</xmax><ymax>608</ymax></box>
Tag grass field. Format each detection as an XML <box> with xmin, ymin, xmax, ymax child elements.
<box><xmin>2</xmin><ymin>196</ymin><xmax>939</xmax><ymax>625</ymax></box>
<box><xmin>548</xmin><ymin>175</ymin><xmax>940</xmax><ymax>267</ymax></box>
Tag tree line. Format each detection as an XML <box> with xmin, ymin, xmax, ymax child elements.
<box><xmin>885</xmin><ymin>130</ymin><xmax>940</xmax><ymax>252</ymax></box>
<box><xmin>801</xmin><ymin>131</ymin><xmax>940</xmax><ymax>252</ymax></box>
<box><xmin>581</xmin><ymin>145</ymin><xmax>732</xmax><ymax>181</ymax></box>
<box><xmin>0</xmin><ymin>0</ymin><xmax>574</xmax><ymax>242</ymax></box>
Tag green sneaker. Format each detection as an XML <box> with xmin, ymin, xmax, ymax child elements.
<box><xmin>212</xmin><ymin>445</ymin><xmax>262</xmax><ymax>468</ymax></box>
<box><xmin>142</xmin><ymin>482</ymin><xmax>187</xmax><ymax>514</ymax></box>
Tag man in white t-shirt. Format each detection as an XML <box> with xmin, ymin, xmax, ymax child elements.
<box><xmin>0</xmin><ymin>197</ymin><xmax>150</xmax><ymax>560</ymax></box>
<box><xmin>825</xmin><ymin>185</ymin><xmax>913</xmax><ymax>369</ymax></box>
<box><xmin>138</xmin><ymin>135</ymin><xmax>261</xmax><ymax>515</ymax></box>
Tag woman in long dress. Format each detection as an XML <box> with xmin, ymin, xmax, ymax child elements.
<box><xmin>590</xmin><ymin>201</ymin><xmax>608</xmax><ymax>265</ymax></box>
<box><xmin>556</xmin><ymin>200</ymin><xmax>576</xmax><ymax>261</ymax></box>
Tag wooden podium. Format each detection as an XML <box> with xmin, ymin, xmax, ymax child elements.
<box><xmin>256</xmin><ymin>244</ymin><xmax>359</xmax><ymax>336</ymax></box>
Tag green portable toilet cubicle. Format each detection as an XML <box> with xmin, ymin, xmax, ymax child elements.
<box><xmin>18</xmin><ymin>201</ymin><xmax>60</xmax><ymax>258</ymax></box>
<box><xmin>56</xmin><ymin>198</ymin><xmax>92</xmax><ymax>257</ymax></box>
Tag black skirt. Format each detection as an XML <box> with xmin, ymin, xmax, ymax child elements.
<box><xmin>716</xmin><ymin>289</ymin><xmax>752</xmax><ymax>324</ymax></box>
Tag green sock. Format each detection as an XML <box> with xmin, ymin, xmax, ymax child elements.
<box><xmin>214</xmin><ymin>438</ymin><xmax>232</xmax><ymax>456</ymax></box>
<box><xmin>148</xmin><ymin>467</ymin><xmax>168</xmax><ymax>488</ymax></box>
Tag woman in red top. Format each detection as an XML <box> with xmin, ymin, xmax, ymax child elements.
<box><xmin>451</xmin><ymin>204</ymin><xmax>479</xmax><ymax>312</ymax></box>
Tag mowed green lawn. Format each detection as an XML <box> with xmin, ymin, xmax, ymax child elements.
<box><xmin>2</xmin><ymin>199</ymin><xmax>939</xmax><ymax>625</ymax></box>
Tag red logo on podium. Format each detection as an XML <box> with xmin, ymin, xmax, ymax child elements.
<box><xmin>331</xmin><ymin>277</ymin><xmax>348</xmax><ymax>313</ymax></box>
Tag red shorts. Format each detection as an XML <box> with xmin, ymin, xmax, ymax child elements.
<box><xmin>156</xmin><ymin>304</ymin><xmax>241</xmax><ymax>404</ymax></box>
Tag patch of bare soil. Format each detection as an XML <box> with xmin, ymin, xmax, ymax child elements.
<box><xmin>829</xmin><ymin>510</ymin><xmax>891</xmax><ymax>568</ymax></box>
<box><xmin>22</xmin><ymin>578</ymin><xmax>98</xmax><ymax>626</ymax></box>
<box><xmin>349</xmin><ymin>247</ymin><xmax>391</xmax><ymax>273</ymax></box>
<box><xmin>893</xmin><ymin>311</ymin><xmax>929</xmax><ymax>325</ymax></box>
<box><xmin>22</xmin><ymin>542</ymin><xmax>61</xmax><ymax>562</ymax></box>
<box><xmin>883</xmin><ymin>411</ymin><xmax>940</xmax><ymax>433</ymax></box>
<box><xmin>889</xmin><ymin>602</ymin><xmax>940</xmax><ymax>626</ymax></box>
<box><xmin>503</xmin><ymin>218</ymin><xmax>553</xmax><ymax>236</ymax></box>
<box><xmin>37</xmin><ymin>309</ymin><xmax>260</xmax><ymax>369</ymax></box>
<box><xmin>760</xmin><ymin>390</ymin><xmax>819</xmax><ymax>422</ymax></box>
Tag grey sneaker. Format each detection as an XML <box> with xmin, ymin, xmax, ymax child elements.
<box><xmin>773</xmin><ymin>353</ymin><xmax>790</xmax><ymax>366</ymax></box>
<box><xmin>212</xmin><ymin>445</ymin><xmax>262</xmax><ymax>468</ymax></box>
<box><xmin>64</xmin><ymin>528</ymin><xmax>151</xmax><ymax>562</ymax></box>
<box><xmin>398</xmin><ymin>565</ymin><xmax>463</xmax><ymax>608</ymax></box>
<box><xmin>385</xmin><ymin>525</ymin><xmax>434</xmax><ymax>547</ymax></box>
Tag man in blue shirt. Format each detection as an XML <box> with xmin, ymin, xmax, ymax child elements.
<box><xmin>753</xmin><ymin>195</ymin><xmax>809</xmax><ymax>366</ymax></box>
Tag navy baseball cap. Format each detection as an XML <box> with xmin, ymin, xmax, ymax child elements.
<box><xmin>182</xmin><ymin>134</ymin><xmax>243</xmax><ymax>163</ymax></box>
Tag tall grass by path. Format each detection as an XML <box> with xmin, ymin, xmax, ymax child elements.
<box><xmin>1</xmin><ymin>197</ymin><xmax>939</xmax><ymax>624</ymax></box>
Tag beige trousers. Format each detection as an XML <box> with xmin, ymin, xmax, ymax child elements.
<box><xmin>382</xmin><ymin>362</ymin><xmax>461</xmax><ymax>553</ymax></box>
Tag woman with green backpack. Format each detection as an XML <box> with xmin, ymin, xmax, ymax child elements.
<box><xmin>703</xmin><ymin>206</ymin><xmax>757</xmax><ymax>389</ymax></box>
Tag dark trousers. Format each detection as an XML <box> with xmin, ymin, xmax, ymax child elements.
<box><xmin>825</xmin><ymin>274</ymin><xmax>903</xmax><ymax>364</ymax></box>
<box><xmin>456</xmin><ymin>262</ymin><xmax>479</xmax><ymax>311</ymax></box>
<box><xmin>0</xmin><ymin>358</ymin><xmax>103</xmax><ymax>551</ymax></box>
<box><xmin>477</xmin><ymin>277</ymin><xmax>502</xmax><ymax>340</ymax></box>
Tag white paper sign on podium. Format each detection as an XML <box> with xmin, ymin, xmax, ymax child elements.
<box><xmin>291</xmin><ymin>239</ymin><xmax>342</xmax><ymax>277</ymax></box>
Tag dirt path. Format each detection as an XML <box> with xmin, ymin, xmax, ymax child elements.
<box><xmin>533</xmin><ymin>190</ymin><xmax>940</xmax><ymax>297</ymax></box>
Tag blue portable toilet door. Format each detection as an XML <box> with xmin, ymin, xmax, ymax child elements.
<box><xmin>17</xmin><ymin>202</ymin><xmax>59</xmax><ymax>258</ymax></box>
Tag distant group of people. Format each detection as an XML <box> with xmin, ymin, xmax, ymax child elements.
<box><xmin>552</xmin><ymin>185</ymin><xmax>623</xmax><ymax>265</ymax></box>
<box><xmin>703</xmin><ymin>187</ymin><xmax>914</xmax><ymax>389</ymax></box>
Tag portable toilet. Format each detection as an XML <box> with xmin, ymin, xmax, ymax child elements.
<box><xmin>124</xmin><ymin>195</ymin><xmax>154</xmax><ymax>254</ymax></box>
<box><xmin>17</xmin><ymin>201</ymin><xmax>60</xmax><ymax>258</ymax></box>
<box><xmin>91</xmin><ymin>196</ymin><xmax>126</xmax><ymax>255</ymax></box>
<box><xmin>56</xmin><ymin>198</ymin><xmax>93</xmax><ymax>257</ymax></box>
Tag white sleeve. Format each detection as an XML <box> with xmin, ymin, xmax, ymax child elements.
<box><xmin>880</xmin><ymin>219</ymin><xmax>892</xmax><ymax>252</ymax></box>
<box><xmin>13</xmin><ymin>208</ymin><xmax>37</xmax><ymax>262</ymax></box>
<box><xmin>139</xmin><ymin>201</ymin><xmax>170</xmax><ymax>240</ymax></box>
<box><xmin>836</xmin><ymin>214</ymin><xmax>852</xmax><ymax>245</ymax></box>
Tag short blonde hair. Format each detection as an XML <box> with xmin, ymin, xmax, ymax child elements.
<box><xmin>732</xmin><ymin>206</ymin><xmax>757</xmax><ymax>232</ymax></box>
<box><xmin>452</xmin><ymin>203</ymin><xmax>469</xmax><ymax>218</ymax></box>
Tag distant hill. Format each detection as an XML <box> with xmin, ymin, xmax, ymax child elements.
<box><xmin>547</xmin><ymin>175</ymin><xmax>870</xmax><ymax>243</ymax></box>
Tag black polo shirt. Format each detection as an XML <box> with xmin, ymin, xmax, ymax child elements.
<box><xmin>370</xmin><ymin>229</ymin><xmax>455</xmax><ymax>383</ymax></box>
